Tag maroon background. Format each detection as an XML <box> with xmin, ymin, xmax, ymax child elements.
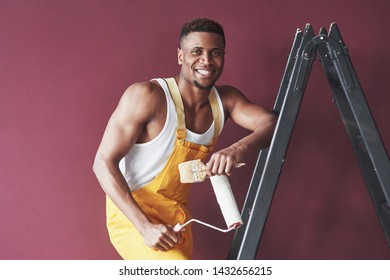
<box><xmin>1</xmin><ymin>0</ymin><xmax>389</xmax><ymax>259</ymax></box>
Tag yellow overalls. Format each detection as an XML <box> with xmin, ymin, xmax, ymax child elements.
<box><xmin>106</xmin><ymin>78</ymin><xmax>222</xmax><ymax>260</ymax></box>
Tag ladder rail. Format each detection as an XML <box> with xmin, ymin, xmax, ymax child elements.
<box><xmin>228</xmin><ymin>28</ymin><xmax>304</xmax><ymax>260</ymax></box>
<box><xmin>317</xmin><ymin>23</ymin><xmax>390</xmax><ymax>244</ymax></box>
<box><xmin>231</xmin><ymin>24</ymin><xmax>318</xmax><ymax>260</ymax></box>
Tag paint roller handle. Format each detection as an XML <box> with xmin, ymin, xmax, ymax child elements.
<box><xmin>174</xmin><ymin>219</ymin><xmax>241</xmax><ymax>233</ymax></box>
<box><xmin>173</xmin><ymin>223</ymin><xmax>184</xmax><ymax>233</ymax></box>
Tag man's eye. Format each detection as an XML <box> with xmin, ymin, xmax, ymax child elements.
<box><xmin>192</xmin><ymin>50</ymin><xmax>202</xmax><ymax>55</ymax></box>
<box><xmin>212</xmin><ymin>50</ymin><xmax>222</xmax><ymax>57</ymax></box>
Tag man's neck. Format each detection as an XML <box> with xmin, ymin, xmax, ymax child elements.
<box><xmin>175</xmin><ymin>75</ymin><xmax>211</xmax><ymax>111</ymax></box>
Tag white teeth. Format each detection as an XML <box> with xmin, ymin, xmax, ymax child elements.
<box><xmin>197</xmin><ymin>69</ymin><xmax>211</xmax><ymax>75</ymax></box>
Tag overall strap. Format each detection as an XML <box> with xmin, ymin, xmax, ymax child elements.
<box><xmin>209</xmin><ymin>87</ymin><xmax>222</xmax><ymax>140</ymax></box>
<box><xmin>164</xmin><ymin>78</ymin><xmax>222</xmax><ymax>142</ymax></box>
<box><xmin>165</xmin><ymin>78</ymin><xmax>186</xmax><ymax>139</ymax></box>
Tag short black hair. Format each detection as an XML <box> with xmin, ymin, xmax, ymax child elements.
<box><xmin>179</xmin><ymin>18</ymin><xmax>225</xmax><ymax>46</ymax></box>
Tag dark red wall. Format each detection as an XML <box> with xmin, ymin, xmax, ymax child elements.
<box><xmin>1</xmin><ymin>0</ymin><xmax>389</xmax><ymax>259</ymax></box>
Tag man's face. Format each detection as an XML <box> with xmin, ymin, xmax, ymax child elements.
<box><xmin>178</xmin><ymin>32</ymin><xmax>225</xmax><ymax>90</ymax></box>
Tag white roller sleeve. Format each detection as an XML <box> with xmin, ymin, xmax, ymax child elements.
<box><xmin>210</xmin><ymin>175</ymin><xmax>243</xmax><ymax>229</ymax></box>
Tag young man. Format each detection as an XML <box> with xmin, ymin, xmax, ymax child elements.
<box><xmin>93</xmin><ymin>18</ymin><xmax>277</xmax><ymax>260</ymax></box>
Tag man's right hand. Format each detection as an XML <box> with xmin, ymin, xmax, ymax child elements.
<box><xmin>142</xmin><ymin>223</ymin><xmax>180</xmax><ymax>251</ymax></box>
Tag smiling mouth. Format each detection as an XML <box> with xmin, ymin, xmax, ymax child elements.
<box><xmin>195</xmin><ymin>69</ymin><xmax>215</xmax><ymax>77</ymax></box>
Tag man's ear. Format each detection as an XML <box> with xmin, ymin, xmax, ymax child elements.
<box><xmin>177</xmin><ymin>48</ymin><xmax>183</xmax><ymax>65</ymax></box>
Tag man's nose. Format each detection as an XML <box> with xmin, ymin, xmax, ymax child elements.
<box><xmin>200</xmin><ymin>53</ymin><xmax>212</xmax><ymax>65</ymax></box>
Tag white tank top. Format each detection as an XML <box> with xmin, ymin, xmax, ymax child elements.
<box><xmin>119</xmin><ymin>78</ymin><xmax>225</xmax><ymax>191</ymax></box>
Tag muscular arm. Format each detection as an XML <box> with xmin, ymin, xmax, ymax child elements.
<box><xmin>93</xmin><ymin>82</ymin><xmax>179</xmax><ymax>251</ymax></box>
<box><xmin>207</xmin><ymin>85</ymin><xmax>277</xmax><ymax>175</ymax></box>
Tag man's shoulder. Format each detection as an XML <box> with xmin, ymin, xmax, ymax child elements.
<box><xmin>125</xmin><ymin>80</ymin><xmax>163</xmax><ymax>95</ymax></box>
<box><xmin>214</xmin><ymin>84</ymin><xmax>250</xmax><ymax>114</ymax></box>
<box><xmin>121</xmin><ymin>80</ymin><xmax>165</xmax><ymax>104</ymax></box>
<box><xmin>215</xmin><ymin>84</ymin><xmax>245</xmax><ymax>100</ymax></box>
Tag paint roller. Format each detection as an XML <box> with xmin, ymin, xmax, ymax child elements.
<box><xmin>174</xmin><ymin>173</ymin><xmax>243</xmax><ymax>233</ymax></box>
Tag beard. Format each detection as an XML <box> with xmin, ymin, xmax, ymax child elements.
<box><xmin>193</xmin><ymin>79</ymin><xmax>215</xmax><ymax>90</ymax></box>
